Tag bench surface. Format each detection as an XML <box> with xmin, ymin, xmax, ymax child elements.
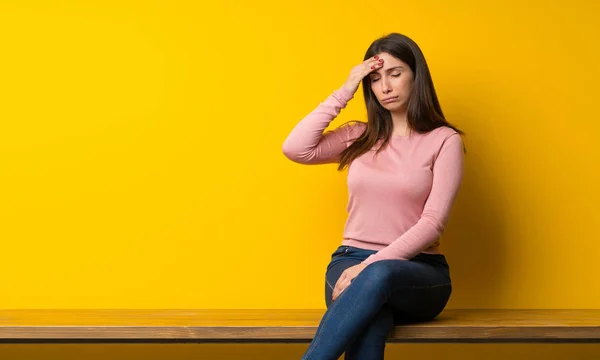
<box><xmin>0</xmin><ymin>309</ymin><xmax>599</xmax><ymax>343</ymax></box>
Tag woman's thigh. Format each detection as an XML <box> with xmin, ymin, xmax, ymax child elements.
<box><xmin>366</xmin><ymin>257</ymin><xmax>451</xmax><ymax>323</ymax></box>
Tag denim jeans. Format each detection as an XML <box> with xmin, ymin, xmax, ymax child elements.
<box><xmin>301</xmin><ymin>245</ymin><xmax>452</xmax><ymax>360</ymax></box>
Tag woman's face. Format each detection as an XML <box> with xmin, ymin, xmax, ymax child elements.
<box><xmin>368</xmin><ymin>52</ymin><xmax>414</xmax><ymax>112</ymax></box>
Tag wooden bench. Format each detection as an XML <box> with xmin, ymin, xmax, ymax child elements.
<box><xmin>0</xmin><ymin>309</ymin><xmax>598</xmax><ymax>343</ymax></box>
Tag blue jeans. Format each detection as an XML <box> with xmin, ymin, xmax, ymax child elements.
<box><xmin>301</xmin><ymin>245</ymin><xmax>452</xmax><ymax>360</ymax></box>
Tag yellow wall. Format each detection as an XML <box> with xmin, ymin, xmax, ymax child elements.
<box><xmin>2</xmin><ymin>1</ymin><xmax>599</xmax><ymax>359</ymax></box>
<box><xmin>1</xmin><ymin>0</ymin><xmax>599</xmax><ymax>312</ymax></box>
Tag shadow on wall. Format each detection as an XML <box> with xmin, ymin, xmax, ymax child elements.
<box><xmin>443</xmin><ymin>143</ymin><xmax>509</xmax><ymax>309</ymax></box>
<box><xmin>441</xmin><ymin>88</ymin><xmax>513</xmax><ymax>309</ymax></box>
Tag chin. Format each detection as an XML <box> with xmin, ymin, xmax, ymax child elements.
<box><xmin>382</xmin><ymin>103</ymin><xmax>403</xmax><ymax>110</ymax></box>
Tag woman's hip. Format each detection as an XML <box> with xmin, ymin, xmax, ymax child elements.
<box><xmin>326</xmin><ymin>245</ymin><xmax>450</xmax><ymax>277</ymax></box>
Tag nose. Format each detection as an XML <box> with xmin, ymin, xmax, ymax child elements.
<box><xmin>380</xmin><ymin>78</ymin><xmax>392</xmax><ymax>93</ymax></box>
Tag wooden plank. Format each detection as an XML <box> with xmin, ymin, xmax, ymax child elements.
<box><xmin>0</xmin><ymin>309</ymin><xmax>598</xmax><ymax>343</ymax></box>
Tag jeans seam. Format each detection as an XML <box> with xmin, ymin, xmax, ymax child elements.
<box><xmin>326</xmin><ymin>279</ymin><xmax>335</xmax><ymax>291</ymax></box>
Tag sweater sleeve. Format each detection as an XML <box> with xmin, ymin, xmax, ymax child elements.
<box><xmin>361</xmin><ymin>133</ymin><xmax>465</xmax><ymax>265</ymax></box>
<box><xmin>282</xmin><ymin>86</ymin><xmax>365</xmax><ymax>165</ymax></box>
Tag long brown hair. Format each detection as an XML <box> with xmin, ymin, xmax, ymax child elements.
<box><xmin>336</xmin><ymin>33</ymin><xmax>465</xmax><ymax>171</ymax></box>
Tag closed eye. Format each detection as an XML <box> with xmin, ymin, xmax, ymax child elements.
<box><xmin>370</xmin><ymin>74</ymin><xmax>401</xmax><ymax>82</ymax></box>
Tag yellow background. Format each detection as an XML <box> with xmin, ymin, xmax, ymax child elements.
<box><xmin>0</xmin><ymin>0</ymin><xmax>598</xmax><ymax>358</ymax></box>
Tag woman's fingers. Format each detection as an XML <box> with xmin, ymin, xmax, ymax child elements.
<box><xmin>366</xmin><ymin>55</ymin><xmax>384</xmax><ymax>71</ymax></box>
<box><xmin>343</xmin><ymin>55</ymin><xmax>384</xmax><ymax>95</ymax></box>
<box><xmin>332</xmin><ymin>277</ymin><xmax>349</xmax><ymax>301</ymax></box>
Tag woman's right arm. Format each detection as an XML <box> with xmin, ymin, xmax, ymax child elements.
<box><xmin>281</xmin><ymin>86</ymin><xmax>365</xmax><ymax>165</ymax></box>
<box><xmin>282</xmin><ymin>55</ymin><xmax>384</xmax><ymax>165</ymax></box>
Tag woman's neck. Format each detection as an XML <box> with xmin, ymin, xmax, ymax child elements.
<box><xmin>391</xmin><ymin>111</ymin><xmax>409</xmax><ymax>136</ymax></box>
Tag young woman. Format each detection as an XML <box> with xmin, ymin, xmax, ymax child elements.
<box><xmin>282</xmin><ymin>32</ymin><xmax>465</xmax><ymax>360</ymax></box>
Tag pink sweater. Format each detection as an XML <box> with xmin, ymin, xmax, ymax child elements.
<box><xmin>282</xmin><ymin>86</ymin><xmax>464</xmax><ymax>265</ymax></box>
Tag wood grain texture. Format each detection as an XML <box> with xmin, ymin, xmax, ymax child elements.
<box><xmin>0</xmin><ymin>309</ymin><xmax>598</xmax><ymax>343</ymax></box>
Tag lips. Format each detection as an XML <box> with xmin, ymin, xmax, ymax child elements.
<box><xmin>382</xmin><ymin>97</ymin><xmax>398</xmax><ymax>103</ymax></box>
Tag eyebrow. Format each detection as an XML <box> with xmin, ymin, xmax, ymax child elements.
<box><xmin>370</xmin><ymin>66</ymin><xmax>404</xmax><ymax>75</ymax></box>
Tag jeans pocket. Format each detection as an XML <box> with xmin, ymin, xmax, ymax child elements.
<box><xmin>326</xmin><ymin>246</ymin><xmax>351</xmax><ymax>273</ymax></box>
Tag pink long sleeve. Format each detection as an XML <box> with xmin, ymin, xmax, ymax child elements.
<box><xmin>282</xmin><ymin>87</ymin><xmax>366</xmax><ymax>165</ymax></box>
<box><xmin>359</xmin><ymin>134</ymin><xmax>464</xmax><ymax>265</ymax></box>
